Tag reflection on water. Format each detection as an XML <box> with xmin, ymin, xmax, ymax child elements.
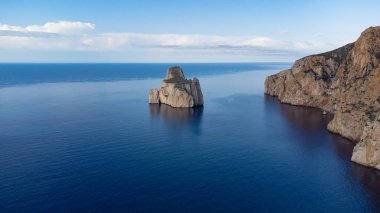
<box><xmin>149</xmin><ymin>104</ymin><xmax>203</xmax><ymax>134</ymax></box>
<box><xmin>351</xmin><ymin>163</ymin><xmax>380</xmax><ymax>209</ymax></box>
<box><xmin>329</xmin><ymin>134</ymin><xmax>355</xmax><ymax>161</ymax></box>
<box><xmin>265</xmin><ymin>95</ymin><xmax>380</xmax><ymax>209</ymax></box>
<box><xmin>264</xmin><ymin>95</ymin><xmax>332</xmax><ymax>133</ymax></box>
<box><xmin>280</xmin><ymin>104</ymin><xmax>332</xmax><ymax>132</ymax></box>
<box><xmin>149</xmin><ymin>104</ymin><xmax>203</xmax><ymax>123</ymax></box>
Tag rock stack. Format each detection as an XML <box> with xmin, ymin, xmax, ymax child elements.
<box><xmin>149</xmin><ymin>66</ymin><xmax>204</xmax><ymax>108</ymax></box>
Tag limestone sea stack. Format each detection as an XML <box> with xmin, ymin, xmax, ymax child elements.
<box><xmin>265</xmin><ymin>26</ymin><xmax>380</xmax><ymax>170</ymax></box>
<box><xmin>149</xmin><ymin>66</ymin><xmax>204</xmax><ymax>108</ymax></box>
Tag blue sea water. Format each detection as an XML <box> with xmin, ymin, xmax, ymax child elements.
<box><xmin>0</xmin><ymin>63</ymin><xmax>379</xmax><ymax>212</ymax></box>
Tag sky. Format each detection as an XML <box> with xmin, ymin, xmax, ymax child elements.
<box><xmin>0</xmin><ymin>0</ymin><xmax>379</xmax><ymax>63</ymax></box>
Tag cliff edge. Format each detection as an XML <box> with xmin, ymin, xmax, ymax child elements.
<box><xmin>265</xmin><ymin>27</ymin><xmax>380</xmax><ymax>169</ymax></box>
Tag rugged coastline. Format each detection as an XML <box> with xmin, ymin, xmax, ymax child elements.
<box><xmin>265</xmin><ymin>27</ymin><xmax>380</xmax><ymax>170</ymax></box>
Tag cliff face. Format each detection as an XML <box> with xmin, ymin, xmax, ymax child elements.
<box><xmin>265</xmin><ymin>27</ymin><xmax>380</xmax><ymax>170</ymax></box>
<box><xmin>149</xmin><ymin>66</ymin><xmax>204</xmax><ymax>108</ymax></box>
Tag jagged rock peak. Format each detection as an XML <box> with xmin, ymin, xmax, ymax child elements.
<box><xmin>164</xmin><ymin>66</ymin><xmax>186</xmax><ymax>80</ymax></box>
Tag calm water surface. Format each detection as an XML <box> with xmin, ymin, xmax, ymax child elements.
<box><xmin>0</xmin><ymin>63</ymin><xmax>380</xmax><ymax>212</ymax></box>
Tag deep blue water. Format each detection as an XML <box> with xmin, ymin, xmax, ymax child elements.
<box><xmin>0</xmin><ymin>63</ymin><xmax>380</xmax><ymax>212</ymax></box>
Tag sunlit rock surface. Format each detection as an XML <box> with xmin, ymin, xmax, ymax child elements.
<box><xmin>265</xmin><ymin>27</ymin><xmax>380</xmax><ymax>170</ymax></box>
<box><xmin>149</xmin><ymin>66</ymin><xmax>204</xmax><ymax>108</ymax></box>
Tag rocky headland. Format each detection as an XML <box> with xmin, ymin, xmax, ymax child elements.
<box><xmin>265</xmin><ymin>27</ymin><xmax>380</xmax><ymax>170</ymax></box>
<box><xmin>149</xmin><ymin>66</ymin><xmax>204</xmax><ymax>108</ymax></box>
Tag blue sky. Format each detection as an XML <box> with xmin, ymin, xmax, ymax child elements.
<box><xmin>0</xmin><ymin>0</ymin><xmax>379</xmax><ymax>62</ymax></box>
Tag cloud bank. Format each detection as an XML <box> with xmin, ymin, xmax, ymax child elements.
<box><xmin>0</xmin><ymin>21</ymin><xmax>95</xmax><ymax>34</ymax></box>
<box><xmin>0</xmin><ymin>21</ymin><xmax>342</xmax><ymax>61</ymax></box>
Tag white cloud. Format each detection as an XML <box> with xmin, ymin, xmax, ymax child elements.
<box><xmin>0</xmin><ymin>35</ymin><xmax>81</xmax><ymax>50</ymax></box>
<box><xmin>295</xmin><ymin>41</ymin><xmax>315</xmax><ymax>50</ymax></box>
<box><xmin>77</xmin><ymin>33</ymin><xmax>298</xmax><ymax>51</ymax></box>
<box><xmin>240</xmin><ymin>37</ymin><xmax>278</xmax><ymax>47</ymax></box>
<box><xmin>0</xmin><ymin>21</ymin><xmax>342</xmax><ymax>58</ymax></box>
<box><xmin>0</xmin><ymin>21</ymin><xmax>95</xmax><ymax>34</ymax></box>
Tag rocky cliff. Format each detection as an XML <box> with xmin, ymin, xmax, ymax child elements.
<box><xmin>265</xmin><ymin>27</ymin><xmax>380</xmax><ymax>170</ymax></box>
<box><xmin>149</xmin><ymin>66</ymin><xmax>204</xmax><ymax>108</ymax></box>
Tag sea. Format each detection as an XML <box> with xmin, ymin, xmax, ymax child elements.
<box><xmin>0</xmin><ymin>63</ymin><xmax>379</xmax><ymax>212</ymax></box>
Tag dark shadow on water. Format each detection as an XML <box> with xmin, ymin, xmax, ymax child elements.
<box><xmin>329</xmin><ymin>132</ymin><xmax>380</xmax><ymax>209</ymax></box>
<box><xmin>264</xmin><ymin>95</ymin><xmax>380</xmax><ymax>210</ymax></box>
<box><xmin>329</xmin><ymin>133</ymin><xmax>355</xmax><ymax>161</ymax></box>
<box><xmin>351</xmin><ymin>163</ymin><xmax>380</xmax><ymax>209</ymax></box>
<box><xmin>264</xmin><ymin>95</ymin><xmax>333</xmax><ymax>133</ymax></box>
<box><xmin>328</xmin><ymin>134</ymin><xmax>380</xmax><ymax>209</ymax></box>
<box><xmin>149</xmin><ymin>104</ymin><xmax>203</xmax><ymax>135</ymax></box>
